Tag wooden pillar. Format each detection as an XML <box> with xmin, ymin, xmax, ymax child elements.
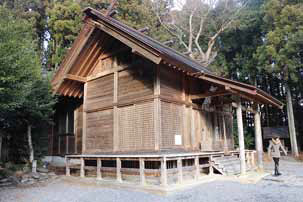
<box><xmin>65</xmin><ymin>157</ymin><xmax>70</xmax><ymax>177</ymax></box>
<box><xmin>139</xmin><ymin>158</ymin><xmax>145</xmax><ymax>185</ymax></box>
<box><xmin>82</xmin><ymin>82</ymin><xmax>87</xmax><ymax>154</ymax></box>
<box><xmin>190</xmin><ymin>107</ymin><xmax>195</xmax><ymax>148</ymax></box>
<box><xmin>236</xmin><ymin>100</ymin><xmax>246</xmax><ymax>175</ymax></box>
<box><xmin>116</xmin><ymin>158</ymin><xmax>122</xmax><ymax>182</ymax></box>
<box><xmin>182</xmin><ymin>74</ymin><xmax>189</xmax><ymax>149</ymax></box>
<box><xmin>154</xmin><ymin>65</ymin><xmax>161</xmax><ymax>150</ymax></box>
<box><xmin>97</xmin><ymin>158</ymin><xmax>102</xmax><ymax>180</ymax></box>
<box><xmin>80</xmin><ymin>157</ymin><xmax>85</xmax><ymax>178</ymax></box>
<box><xmin>160</xmin><ymin>156</ymin><xmax>167</xmax><ymax>186</ymax></box>
<box><xmin>74</xmin><ymin>109</ymin><xmax>78</xmax><ymax>153</ymax></box>
<box><xmin>195</xmin><ymin>156</ymin><xmax>200</xmax><ymax>180</ymax></box>
<box><xmin>177</xmin><ymin>157</ymin><xmax>183</xmax><ymax>184</ymax></box>
<box><xmin>113</xmin><ymin>70</ymin><xmax>119</xmax><ymax>152</ymax></box>
<box><xmin>222</xmin><ymin>114</ymin><xmax>229</xmax><ymax>154</ymax></box>
<box><xmin>254</xmin><ymin>108</ymin><xmax>264</xmax><ymax>171</ymax></box>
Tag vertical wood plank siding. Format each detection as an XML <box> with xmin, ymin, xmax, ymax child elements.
<box><xmin>86</xmin><ymin>109</ymin><xmax>114</xmax><ymax>153</ymax></box>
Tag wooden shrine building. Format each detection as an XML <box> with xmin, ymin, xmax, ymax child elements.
<box><xmin>49</xmin><ymin>8</ymin><xmax>283</xmax><ymax>185</ymax></box>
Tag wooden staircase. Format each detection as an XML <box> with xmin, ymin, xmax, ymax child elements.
<box><xmin>212</xmin><ymin>155</ymin><xmax>245</xmax><ymax>176</ymax></box>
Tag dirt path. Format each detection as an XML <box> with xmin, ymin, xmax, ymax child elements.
<box><xmin>0</xmin><ymin>157</ymin><xmax>302</xmax><ymax>202</ymax></box>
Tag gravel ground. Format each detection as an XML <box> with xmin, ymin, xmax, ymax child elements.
<box><xmin>1</xmin><ymin>158</ymin><xmax>302</xmax><ymax>202</ymax></box>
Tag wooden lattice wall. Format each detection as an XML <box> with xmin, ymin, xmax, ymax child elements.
<box><xmin>118</xmin><ymin>102</ymin><xmax>154</xmax><ymax>151</ymax></box>
<box><xmin>160</xmin><ymin>101</ymin><xmax>183</xmax><ymax>149</ymax></box>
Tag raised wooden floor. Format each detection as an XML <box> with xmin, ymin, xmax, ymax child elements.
<box><xmin>65</xmin><ymin>150</ymin><xmax>256</xmax><ymax>186</ymax></box>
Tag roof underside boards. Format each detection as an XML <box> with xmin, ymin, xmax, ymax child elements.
<box><xmin>263</xmin><ymin>127</ymin><xmax>289</xmax><ymax>139</ymax></box>
<box><xmin>51</xmin><ymin>7</ymin><xmax>283</xmax><ymax>109</ymax></box>
<box><xmin>195</xmin><ymin>73</ymin><xmax>283</xmax><ymax>109</ymax></box>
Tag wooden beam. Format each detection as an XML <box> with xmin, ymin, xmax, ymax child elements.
<box><xmin>154</xmin><ymin>65</ymin><xmax>161</xmax><ymax>151</ymax></box>
<box><xmin>93</xmin><ymin>21</ymin><xmax>162</xmax><ymax>65</ymax></box>
<box><xmin>113</xmin><ymin>70</ymin><xmax>119</xmax><ymax>151</ymax></box>
<box><xmin>199</xmin><ymin>75</ymin><xmax>256</xmax><ymax>95</ymax></box>
<box><xmin>87</xmin><ymin>65</ymin><xmax>127</xmax><ymax>82</ymax></box>
<box><xmin>64</xmin><ymin>74</ymin><xmax>87</xmax><ymax>83</ymax></box>
<box><xmin>82</xmin><ymin>83</ymin><xmax>88</xmax><ymax>154</ymax></box>
<box><xmin>191</xmin><ymin>90</ymin><xmax>231</xmax><ymax>100</ymax></box>
<box><xmin>232</xmin><ymin>102</ymin><xmax>256</xmax><ymax>114</ymax></box>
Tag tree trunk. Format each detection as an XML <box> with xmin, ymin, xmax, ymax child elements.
<box><xmin>27</xmin><ymin>125</ymin><xmax>34</xmax><ymax>163</ymax></box>
<box><xmin>285</xmin><ymin>83</ymin><xmax>299</xmax><ymax>157</ymax></box>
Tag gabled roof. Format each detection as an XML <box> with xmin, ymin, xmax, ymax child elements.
<box><xmin>83</xmin><ymin>7</ymin><xmax>212</xmax><ymax>75</ymax></box>
<box><xmin>51</xmin><ymin>7</ymin><xmax>283</xmax><ymax>109</ymax></box>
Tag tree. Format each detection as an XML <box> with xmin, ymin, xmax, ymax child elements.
<box><xmin>0</xmin><ymin>6</ymin><xmax>40</xmax><ymax>121</ymax></box>
<box><xmin>0</xmin><ymin>6</ymin><xmax>56</xmax><ymax>163</ymax></box>
<box><xmin>47</xmin><ymin>0</ymin><xmax>83</xmax><ymax>69</ymax></box>
<box><xmin>153</xmin><ymin>0</ymin><xmax>247</xmax><ymax>69</ymax></box>
<box><xmin>17</xmin><ymin>79</ymin><xmax>56</xmax><ymax>164</ymax></box>
<box><xmin>255</xmin><ymin>0</ymin><xmax>303</xmax><ymax>156</ymax></box>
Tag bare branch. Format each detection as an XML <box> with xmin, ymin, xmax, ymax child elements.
<box><xmin>153</xmin><ymin>5</ymin><xmax>188</xmax><ymax>50</ymax></box>
<box><xmin>188</xmin><ymin>9</ymin><xmax>196</xmax><ymax>56</ymax></box>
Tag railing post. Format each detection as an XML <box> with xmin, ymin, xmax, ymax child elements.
<box><xmin>209</xmin><ymin>156</ymin><xmax>214</xmax><ymax>175</ymax></box>
<box><xmin>139</xmin><ymin>158</ymin><xmax>145</xmax><ymax>185</ymax></box>
<box><xmin>66</xmin><ymin>157</ymin><xmax>70</xmax><ymax>177</ymax></box>
<box><xmin>195</xmin><ymin>156</ymin><xmax>200</xmax><ymax>180</ymax></box>
<box><xmin>251</xmin><ymin>152</ymin><xmax>256</xmax><ymax>168</ymax></box>
<box><xmin>161</xmin><ymin>156</ymin><xmax>168</xmax><ymax>186</ymax></box>
<box><xmin>80</xmin><ymin>157</ymin><xmax>85</xmax><ymax>178</ymax></box>
<box><xmin>177</xmin><ymin>157</ymin><xmax>183</xmax><ymax>184</ymax></box>
<box><xmin>97</xmin><ymin>158</ymin><xmax>102</xmax><ymax>180</ymax></box>
<box><xmin>116</xmin><ymin>158</ymin><xmax>122</xmax><ymax>182</ymax></box>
